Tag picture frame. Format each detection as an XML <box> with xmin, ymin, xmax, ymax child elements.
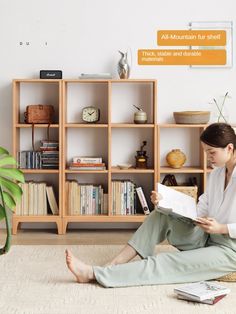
<box><xmin>189</xmin><ymin>21</ymin><xmax>233</xmax><ymax>68</ymax></box>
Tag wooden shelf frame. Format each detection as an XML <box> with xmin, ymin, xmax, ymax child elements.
<box><xmin>12</xmin><ymin>78</ymin><xmax>210</xmax><ymax>235</ymax></box>
<box><xmin>12</xmin><ymin>79</ymin><xmax>63</xmax><ymax>234</ymax></box>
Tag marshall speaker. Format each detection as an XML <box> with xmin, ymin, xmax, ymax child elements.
<box><xmin>40</xmin><ymin>70</ymin><xmax>63</xmax><ymax>79</ymax></box>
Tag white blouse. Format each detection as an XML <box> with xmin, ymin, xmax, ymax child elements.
<box><xmin>197</xmin><ymin>165</ymin><xmax>236</xmax><ymax>239</ymax></box>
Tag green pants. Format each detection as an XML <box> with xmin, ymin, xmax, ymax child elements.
<box><xmin>93</xmin><ymin>209</ymin><xmax>236</xmax><ymax>288</ymax></box>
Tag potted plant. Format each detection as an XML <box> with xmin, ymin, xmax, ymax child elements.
<box><xmin>0</xmin><ymin>147</ymin><xmax>24</xmax><ymax>255</ymax></box>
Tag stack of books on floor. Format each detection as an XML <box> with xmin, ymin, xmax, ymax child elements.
<box><xmin>112</xmin><ymin>180</ymin><xmax>137</xmax><ymax>215</ymax></box>
<box><xmin>17</xmin><ymin>151</ymin><xmax>42</xmax><ymax>169</ymax></box>
<box><xmin>68</xmin><ymin>156</ymin><xmax>106</xmax><ymax>171</ymax></box>
<box><xmin>15</xmin><ymin>182</ymin><xmax>59</xmax><ymax>215</ymax></box>
<box><xmin>65</xmin><ymin>181</ymin><xmax>108</xmax><ymax>215</ymax></box>
<box><xmin>174</xmin><ymin>281</ymin><xmax>230</xmax><ymax>305</ymax></box>
<box><xmin>40</xmin><ymin>140</ymin><xmax>59</xmax><ymax>169</ymax></box>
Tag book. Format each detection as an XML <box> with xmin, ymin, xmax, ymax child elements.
<box><xmin>174</xmin><ymin>281</ymin><xmax>230</xmax><ymax>302</ymax></box>
<box><xmin>156</xmin><ymin>183</ymin><xmax>202</xmax><ymax>224</ymax></box>
<box><xmin>46</xmin><ymin>186</ymin><xmax>59</xmax><ymax>215</ymax></box>
<box><xmin>69</xmin><ymin>166</ymin><xmax>106</xmax><ymax>170</ymax></box>
<box><xmin>72</xmin><ymin>157</ymin><xmax>102</xmax><ymax>163</ymax></box>
<box><xmin>136</xmin><ymin>187</ymin><xmax>150</xmax><ymax>215</ymax></box>
<box><xmin>177</xmin><ymin>293</ymin><xmax>227</xmax><ymax>305</ymax></box>
<box><xmin>79</xmin><ymin>73</ymin><xmax>112</xmax><ymax>79</ymax></box>
<box><xmin>70</xmin><ymin>162</ymin><xmax>105</xmax><ymax>167</ymax></box>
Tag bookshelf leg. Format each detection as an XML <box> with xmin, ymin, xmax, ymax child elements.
<box><xmin>12</xmin><ymin>221</ymin><xmax>20</xmax><ymax>235</ymax></box>
<box><xmin>56</xmin><ymin>220</ymin><xmax>63</xmax><ymax>235</ymax></box>
<box><xmin>62</xmin><ymin>220</ymin><xmax>68</xmax><ymax>234</ymax></box>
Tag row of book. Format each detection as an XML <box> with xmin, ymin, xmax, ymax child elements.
<box><xmin>65</xmin><ymin>181</ymin><xmax>108</xmax><ymax>215</ymax></box>
<box><xmin>66</xmin><ymin>180</ymin><xmax>150</xmax><ymax>216</ymax></box>
<box><xmin>112</xmin><ymin>180</ymin><xmax>136</xmax><ymax>215</ymax></box>
<box><xmin>15</xmin><ymin>182</ymin><xmax>59</xmax><ymax>215</ymax></box>
<box><xmin>17</xmin><ymin>140</ymin><xmax>59</xmax><ymax>169</ymax></box>
<box><xmin>68</xmin><ymin>156</ymin><xmax>106</xmax><ymax>171</ymax></box>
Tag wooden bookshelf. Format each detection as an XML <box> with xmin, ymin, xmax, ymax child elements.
<box><xmin>12</xmin><ymin>79</ymin><xmax>63</xmax><ymax>234</ymax></box>
<box><xmin>12</xmin><ymin>78</ymin><xmax>210</xmax><ymax>235</ymax></box>
<box><xmin>61</xmin><ymin>79</ymin><xmax>157</xmax><ymax>233</ymax></box>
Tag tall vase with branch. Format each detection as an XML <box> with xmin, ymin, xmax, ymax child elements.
<box><xmin>210</xmin><ymin>92</ymin><xmax>231</xmax><ymax>123</ymax></box>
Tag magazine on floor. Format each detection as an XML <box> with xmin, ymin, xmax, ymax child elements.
<box><xmin>155</xmin><ymin>183</ymin><xmax>203</xmax><ymax>224</ymax></box>
<box><xmin>174</xmin><ymin>281</ymin><xmax>230</xmax><ymax>302</ymax></box>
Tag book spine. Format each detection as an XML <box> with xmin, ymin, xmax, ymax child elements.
<box><xmin>136</xmin><ymin>187</ymin><xmax>150</xmax><ymax>215</ymax></box>
<box><xmin>72</xmin><ymin>157</ymin><xmax>102</xmax><ymax>163</ymax></box>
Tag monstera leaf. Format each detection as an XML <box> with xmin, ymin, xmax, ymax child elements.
<box><xmin>0</xmin><ymin>147</ymin><xmax>24</xmax><ymax>254</ymax></box>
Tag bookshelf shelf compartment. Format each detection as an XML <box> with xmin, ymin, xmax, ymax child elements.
<box><xmin>111</xmin><ymin>81</ymin><xmax>156</xmax><ymax>124</ymax></box>
<box><xmin>21</xmin><ymin>169</ymin><xmax>60</xmax><ymax>174</ymax></box>
<box><xmin>16</xmin><ymin>124</ymin><xmax>59</xmax><ymax>128</ymax></box>
<box><xmin>65</xmin><ymin>169</ymin><xmax>108</xmax><ymax>174</ymax></box>
<box><xmin>111</xmin><ymin>124</ymin><xmax>154</xmax><ymax>128</ymax></box>
<box><xmin>111</xmin><ymin>167</ymin><xmax>154</xmax><ymax>173</ymax></box>
<box><xmin>65</xmin><ymin>123</ymin><xmax>108</xmax><ymax>128</ymax></box>
<box><xmin>160</xmin><ymin>167</ymin><xmax>204</xmax><ymax>174</ymax></box>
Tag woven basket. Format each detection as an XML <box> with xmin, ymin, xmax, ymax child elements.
<box><xmin>169</xmin><ymin>185</ymin><xmax>198</xmax><ymax>202</ymax></box>
<box><xmin>170</xmin><ymin>185</ymin><xmax>236</xmax><ymax>282</ymax></box>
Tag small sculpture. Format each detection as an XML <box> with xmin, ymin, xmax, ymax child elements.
<box><xmin>118</xmin><ymin>50</ymin><xmax>130</xmax><ymax>79</ymax></box>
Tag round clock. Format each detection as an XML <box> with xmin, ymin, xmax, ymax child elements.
<box><xmin>82</xmin><ymin>106</ymin><xmax>100</xmax><ymax>123</ymax></box>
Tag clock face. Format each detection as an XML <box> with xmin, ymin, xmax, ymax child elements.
<box><xmin>82</xmin><ymin>106</ymin><xmax>100</xmax><ymax>123</ymax></box>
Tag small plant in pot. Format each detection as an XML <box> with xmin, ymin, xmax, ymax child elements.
<box><xmin>0</xmin><ymin>147</ymin><xmax>24</xmax><ymax>255</ymax></box>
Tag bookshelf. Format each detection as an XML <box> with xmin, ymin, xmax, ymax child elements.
<box><xmin>12</xmin><ymin>79</ymin><xmax>63</xmax><ymax>234</ymax></box>
<box><xmin>12</xmin><ymin>78</ymin><xmax>210</xmax><ymax>235</ymax></box>
<box><xmin>61</xmin><ymin>79</ymin><xmax>157</xmax><ymax>233</ymax></box>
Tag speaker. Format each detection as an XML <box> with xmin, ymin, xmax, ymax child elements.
<box><xmin>40</xmin><ymin>70</ymin><xmax>63</xmax><ymax>79</ymax></box>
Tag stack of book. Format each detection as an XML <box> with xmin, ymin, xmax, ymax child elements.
<box><xmin>174</xmin><ymin>281</ymin><xmax>230</xmax><ymax>305</ymax></box>
<box><xmin>40</xmin><ymin>140</ymin><xmax>59</xmax><ymax>169</ymax></box>
<box><xmin>15</xmin><ymin>182</ymin><xmax>59</xmax><ymax>216</ymax></box>
<box><xmin>17</xmin><ymin>151</ymin><xmax>42</xmax><ymax>169</ymax></box>
<box><xmin>112</xmin><ymin>180</ymin><xmax>137</xmax><ymax>215</ymax></box>
<box><xmin>68</xmin><ymin>156</ymin><xmax>106</xmax><ymax>171</ymax></box>
<box><xmin>65</xmin><ymin>181</ymin><xmax>108</xmax><ymax>215</ymax></box>
<box><xmin>79</xmin><ymin>73</ymin><xmax>112</xmax><ymax>79</ymax></box>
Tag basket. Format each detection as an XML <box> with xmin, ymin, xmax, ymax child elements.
<box><xmin>173</xmin><ymin>111</ymin><xmax>210</xmax><ymax>124</ymax></box>
<box><xmin>169</xmin><ymin>185</ymin><xmax>198</xmax><ymax>202</ymax></box>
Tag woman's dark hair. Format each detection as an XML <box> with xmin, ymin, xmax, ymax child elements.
<box><xmin>200</xmin><ymin>123</ymin><xmax>236</xmax><ymax>149</ymax></box>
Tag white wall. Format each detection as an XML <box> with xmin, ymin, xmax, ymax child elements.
<box><xmin>0</xmin><ymin>0</ymin><xmax>236</xmax><ymax>229</ymax></box>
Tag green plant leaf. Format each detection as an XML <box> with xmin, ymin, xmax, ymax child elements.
<box><xmin>0</xmin><ymin>204</ymin><xmax>5</xmax><ymax>220</ymax></box>
<box><xmin>0</xmin><ymin>147</ymin><xmax>9</xmax><ymax>156</ymax></box>
<box><xmin>0</xmin><ymin>177</ymin><xmax>22</xmax><ymax>202</ymax></box>
<box><xmin>3</xmin><ymin>191</ymin><xmax>16</xmax><ymax>210</ymax></box>
<box><xmin>0</xmin><ymin>168</ymin><xmax>25</xmax><ymax>183</ymax></box>
<box><xmin>0</xmin><ymin>156</ymin><xmax>17</xmax><ymax>167</ymax></box>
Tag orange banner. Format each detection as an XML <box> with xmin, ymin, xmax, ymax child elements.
<box><xmin>138</xmin><ymin>49</ymin><xmax>226</xmax><ymax>65</ymax></box>
<box><xmin>157</xmin><ymin>30</ymin><xmax>226</xmax><ymax>46</ymax></box>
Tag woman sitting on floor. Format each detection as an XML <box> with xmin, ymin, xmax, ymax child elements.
<box><xmin>65</xmin><ymin>122</ymin><xmax>236</xmax><ymax>288</ymax></box>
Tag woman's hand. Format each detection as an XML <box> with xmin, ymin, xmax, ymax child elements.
<box><xmin>150</xmin><ymin>191</ymin><xmax>163</xmax><ymax>205</ymax></box>
<box><xmin>194</xmin><ymin>217</ymin><xmax>228</xmax><ymax>234</ymax></box>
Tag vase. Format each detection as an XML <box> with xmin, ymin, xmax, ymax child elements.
<box><xmin>166</xmin><ymin>149</ymin><xmax>186</xmax><ymax>169</ymax></box>
<box><xmin>117</xmin><ymin>51</ymin><xmax>130</xmax><ymax>79</ymax></box>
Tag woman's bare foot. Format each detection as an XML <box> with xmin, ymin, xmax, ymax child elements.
<box><xmin>65</xmin><ymin>249</ymin><xmax>95</xmax><ymax>283</ymax></box>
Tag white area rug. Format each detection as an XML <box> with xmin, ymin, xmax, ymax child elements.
<box><xmin>0</xmin><ymin>244</ymin><xmax>235</xmax><ymax>314</ymax></box>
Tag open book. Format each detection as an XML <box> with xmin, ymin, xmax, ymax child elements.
<box><xmin>156</xmin><ymin>183</ymin><xmax>202</xmax><ymax>224</ymax></box>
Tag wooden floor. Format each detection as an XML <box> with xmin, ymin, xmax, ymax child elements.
<box><xmin>0</xmin><ymin>229</ymin><xmax>135</xmax><ymax>245</ymax></box>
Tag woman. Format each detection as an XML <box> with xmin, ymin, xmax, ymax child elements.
<box><xmin>65</xmin><ymin>122</ymin><xmax>236</xmax><ymax>288</ymax></box>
